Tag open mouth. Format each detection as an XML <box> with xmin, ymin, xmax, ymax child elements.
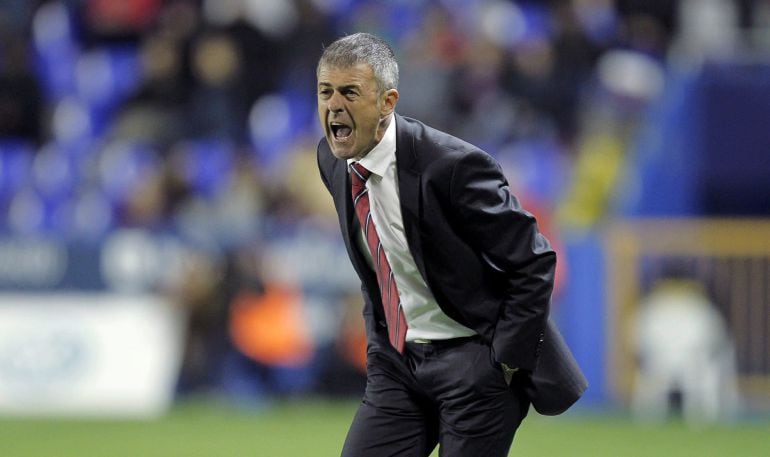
<box><xmin>330</xmin><ymin>122</ymin><xmax>353</xmax><ymax>141</ymax></box>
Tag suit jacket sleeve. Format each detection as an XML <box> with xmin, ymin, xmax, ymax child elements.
<box><xmin>317</xmin><ymin>141</ymin><xmax>333</xmax><ymax>193</ymax></box>
<box><xmin>449</xmin><ymin>150</ymin><xmax>556</xmax><ymax>371</ymax></box>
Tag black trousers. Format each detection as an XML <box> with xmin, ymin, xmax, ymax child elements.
<box><xmin>341</xmin><ymin>337</ymin><xmax>530</xmax><ymax>457</ymax></box>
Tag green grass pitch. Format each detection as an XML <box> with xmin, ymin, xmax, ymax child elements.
<box><xmin>1</xmin><ymin>399</ymin><xmax>768</xmax><ymax>456</ymax></box>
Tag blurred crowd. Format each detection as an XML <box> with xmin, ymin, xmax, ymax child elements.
<box><xmin>1</xmin><ymin>0</ymin><xmax>767</xmax><ymax>401</ymax></box>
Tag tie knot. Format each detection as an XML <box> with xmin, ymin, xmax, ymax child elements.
<box><xmin>350</xmin><ymin>162</ymin><xmax>372</xmax><ymax>183</ymax></box>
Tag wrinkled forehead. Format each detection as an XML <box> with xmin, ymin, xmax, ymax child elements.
<box><xmin>317</xmin><ymin>62</ymin><xmax>377</xmax><ymax>87</ymax></box>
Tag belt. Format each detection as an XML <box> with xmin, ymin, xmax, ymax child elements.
<box><xmin>406</xmin><ymin>335</ymin><xmax>479</xmax><ymax>347</ymax></box>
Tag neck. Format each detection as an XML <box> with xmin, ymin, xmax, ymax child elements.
<box><xmin>375</xmin><ymin>113</ymin><xmax>392</xmax><ymax>142</ymax></box>
<box><xmin>355</xmin><ymin>114</ymin><xmax>393</xmax><ymax>161</ymax></box>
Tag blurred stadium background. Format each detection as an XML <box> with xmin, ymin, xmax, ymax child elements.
<box><xmin>1</xmin><ymin>0</ymin><xmax>769</xmax><ymax>455</ymax></box>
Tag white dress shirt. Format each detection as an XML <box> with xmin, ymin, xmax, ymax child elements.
<box><xmin>349</xmin><ymin>115</ymin><xmax>476</xmax><ymax>342</ymax></box>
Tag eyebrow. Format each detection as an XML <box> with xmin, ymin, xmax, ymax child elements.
<box><xmin>318</xmin><ymin>82</ymin><xmax>361</xmax><ymax>91</ymax></box>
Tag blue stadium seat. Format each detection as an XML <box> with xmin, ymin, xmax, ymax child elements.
<box><xmin>0</xmin><ymin>140</ymin><xmax>34</xmax><ymax>199</ymax></box>
<box><xmin>75</xmin><ymin>45</ymin><xmax>142</xmax><ymax>133</ymax></box>
<box><xmin>31</xmin><ymin>143</ymin><xmax>76</xmax><ymax>202</ymax></box>
<box><xmin>54</xmin><ymin>187</ymin><xmax>116</xmax><ymax>238</ymax></box>
<box><xmin>5</xmin><ymin>187</ymin><xmax>46</xmax><ymax>234</ymax></box>
<box><xmin>32</xmin><ymin>1</ymin><xmax>79</xmax><ymax>101</ymax></box>
<box><xmin>176</xmin><ymin>139</ymin><xmax>235</xmax><ymax>198</ymax></box>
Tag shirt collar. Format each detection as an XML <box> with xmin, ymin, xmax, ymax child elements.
<box><xmin>348</xmin><ymin>113</ymin><xmax>396</xmax><ymax>178</ymax></box>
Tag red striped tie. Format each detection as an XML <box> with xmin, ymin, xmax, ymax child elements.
<box><xmin>350</xmin><ymin>162</ymin><xmax>408</xmax><ymax>353</ymax></box>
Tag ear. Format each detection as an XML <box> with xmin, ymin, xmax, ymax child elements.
<box><xmin>380</xmin><ymin>89</ymin><xmax>399</xmax><ymax>116</ymax></box>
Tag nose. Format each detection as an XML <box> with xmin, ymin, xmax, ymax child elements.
<box><xmin>327</xmin><ymin>92</ymin><xmax>344</xmax><ymax>113</ymax></box>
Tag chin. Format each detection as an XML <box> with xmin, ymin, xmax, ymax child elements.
<box><xmin>328</xmin><ymin>142</ymin><xmax>355</xmax><ymax>160</ymax></box>
<box><xmin>330</xmin><ymin>146</ymin><xmax>353</xmax><ymax>160</ymax></box>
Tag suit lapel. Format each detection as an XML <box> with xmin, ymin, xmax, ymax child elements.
<box><xmin>394</xmin><ymin>115</ymin><xmax>428</xmax><ymax>284</ymax></box>
<box><xmin>332</xmin><ymin>158</ymin><xmax>355</xmax><ymax>249</ymax></box>
<box><xmin>332</xmin><ymin>156</ymin><xmax>378</xmax><ymax>290</ymax></box>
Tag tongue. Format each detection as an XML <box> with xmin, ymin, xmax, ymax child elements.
<box><xmin>336</xmin><ymin>126</ymin><xmax>352</xmax><ymax>138</ymax></box>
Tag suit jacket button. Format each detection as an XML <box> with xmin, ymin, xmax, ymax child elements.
<box><xmin>378</xmin><ymin>320</ymin><xmax>387</xmax><ymax>328</ymax></box>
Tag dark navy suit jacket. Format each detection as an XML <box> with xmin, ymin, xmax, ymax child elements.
<box><xmin>317</xmin><ymin>114</ymin><xmax>586</xmax><ymax>415</ymax></box>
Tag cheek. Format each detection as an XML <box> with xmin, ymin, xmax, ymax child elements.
<box><xmin>317</xmin><ymin>108</ymin><xmax>328</xmax><ymax>127</ymax></box>
<box><xmin>356</xmin><ymin>109</ymin><xmax>376</xmax><ymax>130</ymax></box>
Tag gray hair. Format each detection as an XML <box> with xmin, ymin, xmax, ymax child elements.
<box><xmin>317</xmin><ymin>33</ymin><xmax>399</xmax><ymax>93</ymax></box>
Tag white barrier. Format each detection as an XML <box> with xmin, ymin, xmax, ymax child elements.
<box><xmin>0</xmin><ymin>293</ymin><xmax>185</xmax><ymax>418</ymax></box>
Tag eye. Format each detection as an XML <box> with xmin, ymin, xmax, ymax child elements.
<box><xmin>343</xmin><ymin>89</ymin><xmax>358</xmax><ymax>100</ymax></box>
<box><xmin>318</xmin><ymin>88</ymin><xmax>332</xmax><ymax>98</ymax></box>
